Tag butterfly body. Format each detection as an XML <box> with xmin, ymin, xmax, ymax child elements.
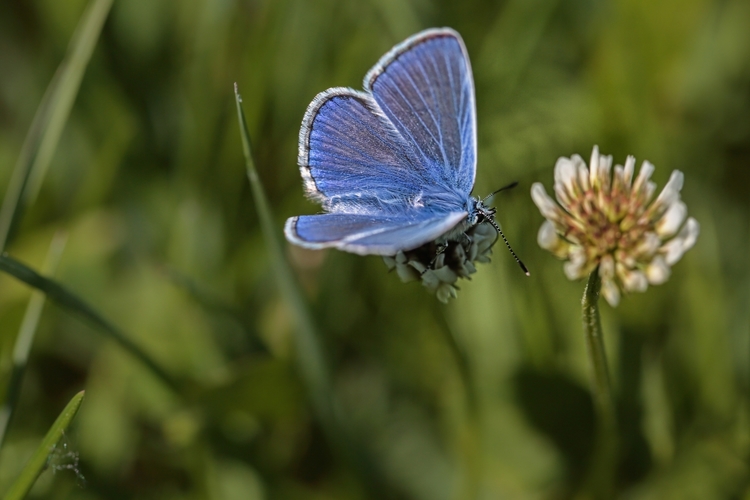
<box><xmin>286</xmin><ymin>28</ymin><xmax>492</xmax><ymax>257</ymax></box>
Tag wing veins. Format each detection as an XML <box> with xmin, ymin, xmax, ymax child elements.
<box><xmin>420</xmin><ymin>51</ymin><xmax>452</xmax><ymax>176</ymax></box>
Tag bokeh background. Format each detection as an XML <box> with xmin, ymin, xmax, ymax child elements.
<box><xmin>1</xmin><ymin>0</ymin><xmax>749</xmax><ymax>498</ymax></box>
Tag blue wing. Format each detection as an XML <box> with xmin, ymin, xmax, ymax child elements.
<box><xmin>298</xmin><ymin>88</ymin><xmax>438</xmax><ymax>215</ymax></box>
<box><xmin>285</xmin><ymin>212</ymin><xmax>467</xmax><ymax>256</ymax></box>
<box><xmin>292</xmin><ymin>28</ymin><xmax>476</xmax><ymax>255</ymax></box>
<box><xmin>364</xmin><ymin>28</ymin><xmax>476</xmax><ymax>196</ymax></box>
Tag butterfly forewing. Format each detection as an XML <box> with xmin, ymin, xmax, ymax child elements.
<box><xmin>299</xmin><ymin>89</ymin><xmax>428</xmax><ymax>214</ymax></box>
<box><xmin>365</xmin><ymin>28</ymin><xmax>476</xmax><ymax>198</ymax></box>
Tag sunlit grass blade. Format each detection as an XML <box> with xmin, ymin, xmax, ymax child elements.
<box><xmin>0</xmin><ymin>254</ymin><xmax>179</xmax><ymax>393</ymax></box>
<box><xmin>0</xmin><ymin>232</ymin><xmax>67</xmax><ymax>450</ymax></box>
<box><xmin>1</xmin><ymin>390</ymin><xmax>85</xmax><ymax>500</ymax></box>
<box><xmin>234</xmin><ymin>85</ymin><xmax>387</xmax><ymax>496</ymax></box>
<box><xmin>0</xmin><ymin>0</ymin><xmax>113</xmax><ymax>250</ymax></box>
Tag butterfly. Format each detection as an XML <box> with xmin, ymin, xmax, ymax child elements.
<box><xmin>284</xmin><ymin>28</ymin><xmax>528</xmax><ymax>275</ymax></box>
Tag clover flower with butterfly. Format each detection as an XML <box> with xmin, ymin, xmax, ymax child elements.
<box><xmin>285</xmin><ymin>28</ymin><xmax>526</xmax><ymax>301</ymax></box>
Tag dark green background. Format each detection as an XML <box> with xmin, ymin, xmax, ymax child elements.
<box><xmin>1</xmin><ymin>0</ymin><xmax>748</xmax><ymax>498</ymax></box>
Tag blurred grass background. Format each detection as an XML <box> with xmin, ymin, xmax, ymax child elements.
<box><xmin>1</xmin><ymin>0</ymin><xmax>749</xmax><ymax>498</ymax></box>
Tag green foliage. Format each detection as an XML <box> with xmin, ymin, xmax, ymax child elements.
<box><xmin>1</xmin><ymin>0</ymin><xmax>749</xmax><ymax>498</ymax></box>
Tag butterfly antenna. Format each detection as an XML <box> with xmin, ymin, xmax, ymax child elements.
<box><xmin>485</xmin><ymin>217</ymin><xmax>530</xmax><ymax>276</ymax></box>
<box><xmin>483</xmin><ymin>181</ymin><xmax>519</xmax><ymax>203</ymax></box>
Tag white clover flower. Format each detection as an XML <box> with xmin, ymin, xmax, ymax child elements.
<box><xmin>531</xmin><ymin>146</ymin><xmax>700</xmax><ymax>306</ymax></box>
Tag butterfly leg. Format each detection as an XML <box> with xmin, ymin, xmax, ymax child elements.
<box><xmin>427</xmin><ymin>242</ymin><xmax>449</xmax><ymax>269</ymax></box>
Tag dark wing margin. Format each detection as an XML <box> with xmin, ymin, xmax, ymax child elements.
<box><xmin>363</xmin><ymin>28</ymin><xmax>477</xmax><ymax>196</ymax></box>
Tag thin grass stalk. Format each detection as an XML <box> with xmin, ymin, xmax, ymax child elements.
<box><xmin>0</xmin><ymin>254</ymin><xmax>180</xmax><ymax>393</ymax></box>
<box><xmin>1</xmin><ymin>391</ymin><xmax>85</xmax><ymax>500</ymax></box>
<box><xmin>0</xmin><ymin>0</ymin><xmax>113</xmax><ymax>250</ymax></box>
<box><xmin>234</xmin><ymin>85</ymin><xmax>332</xmax><ymax>425</ymax></box>
<box><xmin>0</xmin><ymin>232</ymin><xmax>67</xmax><ymax>451</ymax></box>
<box><xmin>234</xmin><ymin>85</ymin><xmax>387</xmax><ymax>497</ymax></box>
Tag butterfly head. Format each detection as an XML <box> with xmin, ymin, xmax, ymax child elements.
<box><xmin>469</xmin><ymin>197</ymin><xmax>497</xmax><ymax>226</ymax></box>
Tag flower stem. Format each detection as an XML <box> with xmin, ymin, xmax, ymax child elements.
<box><xmin>582</xmin><ymin>270</ymin><xmax>614</xmax><ymax>421</ymax></box>
<box><xmin>582</xmin><ymin>270</ymin><xmax>617</xmax><ymax>498</ymax></box>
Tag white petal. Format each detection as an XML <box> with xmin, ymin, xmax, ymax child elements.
<box><xmin>642</xmin><ymin>181</ymin><xmax>657</xmax><ymax>206</ymax></box>
<box><xmin>563</xmin><ymin>247</ymin><xmax>587</xmax><ymax>280</ymax></box>
<box><xmin>662</xmin><ymin>217</ymin><xmax>700</xmax><ymax>265</ymax></box>
<box><xmin>622</xmin><ymin>269</ymin><xmax>648</xmax><ymax>292</ymax></box>
<box><xmin>601</xmin><ymin>278</ymin><xmax>621</xmax><ymax>307</ymax></box>
<box><xmin>623</xmin><ymin>156</ymin><xmax>635</xmax><ymax>187</ymax></box>
<box><xmin>651</xmin><ymin>170</ymin><xmax>684</xmax><ymax>215</ymax></box>
<box><xmin>564</xmin><ymin>261</ymin><xmax>585</xmax><ymax>280</ymax></box>
<box><xmin>553</xmin><ymin>158</ymin><xmax>579</xmax><ymax>210</ymax></box>
<box><xmin>613</xmin><ymin>165</ymin><xmax>625</xmax><ymax>184</ymax></box>
<box><xmin>635</xmin><ymin>231</ymin><xmax>661</xmax><ymax>258</ymax></box>
<box><xmin>681</xmin><ymin>217</ymin><xmax>700</xmax><ymax>249</ymax></box>
<box><xmin>531</xmin><ymin>183</ymin><xmax>560</xmax><ymax>220</ymax></box>
<box><xmin>598</xmin><ymin>154</ymin><xmax>613</xmax><ymax>191</ymax></box>
<box><xmin>589</xmin><ymin>145</ymin><xmax>600</xmax><ymax>186</ymax></box>
<box><xmin>599</xmin><ymin>254</ymin><xmax>615</xmax><ymax>280</ymax></box>
<box><xmin>572</xmin><ymin>154</ymin><xmax>591</xmax><ymax>192</ymax></box>
<box><xmin>655</xmin><ymin>201</ymin><xmax>687</xmax><ymax>238</ymax></box>
<box><xmin>554</xmin><ymin>158</ymin><xmax>579</xmax><ymax>193</ymax></box>
<box><xmin>537</xmin><ymin>220</ymin><xmax>559</xmax><ymax>250</ymax></box>
<box><xmin>632</xmin><ymin>160</ymin><xmax>655</xmax><ymax>194</ymax></box>
<box><xmin>646</xmin><ymin>256</ymin><xmax>671</xmax><ymax>285</ymax></box>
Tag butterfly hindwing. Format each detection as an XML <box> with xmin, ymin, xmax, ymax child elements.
<box><xmin>285</xmin><ymin>212</ymin><xmax>468</xmax><ymax>256</ymax></box>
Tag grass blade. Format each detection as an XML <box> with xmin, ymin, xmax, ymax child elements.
<box><xmin>234</xmin><ymin>85</ymin><xmax>388</xmax><ymax>497</ymax></box>
<box><xmin>0</xmin><ymin>253</ymin><xmax>179</xmax><ymax>393</ymax></box>
<box><xmin>0</xmin><ymin>232</ymin><xmax>67</xmax><ymax>449</ymax></box>
<box><xmin>1</xmin><ymin>390</ymin><xmax>85</xmax><ymax>500</ymax></box>
<box><xmin>233</xmin><ymin>84</ymin><xmax>332</xmax><ymax>422</ymax></box>
<box><xmin>0</xmin><ymin>0</ymin><xmax>114</xmax><ymax>250</ymax></box>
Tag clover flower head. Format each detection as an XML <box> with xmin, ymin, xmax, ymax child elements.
<box><xmin>383</xmin><ymin>222</ymin><xmax>498</xmax><ymax>303</ymax></box>
<box><xmin>531</xmin><ymin>146</ymin><xmax>700</xmax><ymax>306</ymax></box>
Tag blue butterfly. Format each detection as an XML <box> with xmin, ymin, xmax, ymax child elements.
<box><xmin>285</xmin><ymin>28</ymin><xmax>527</xmax><ymax>275</ymax></box>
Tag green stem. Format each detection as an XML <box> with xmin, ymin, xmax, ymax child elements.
<box><xmin>582</xmin><ymin>271</ymin><xmax>614</xmax><ymax>422</ymax></box>
<box><xmin>581</xmin><ymin>270</ymin><xmax>617</xmax><ymax>498</ymax></box>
